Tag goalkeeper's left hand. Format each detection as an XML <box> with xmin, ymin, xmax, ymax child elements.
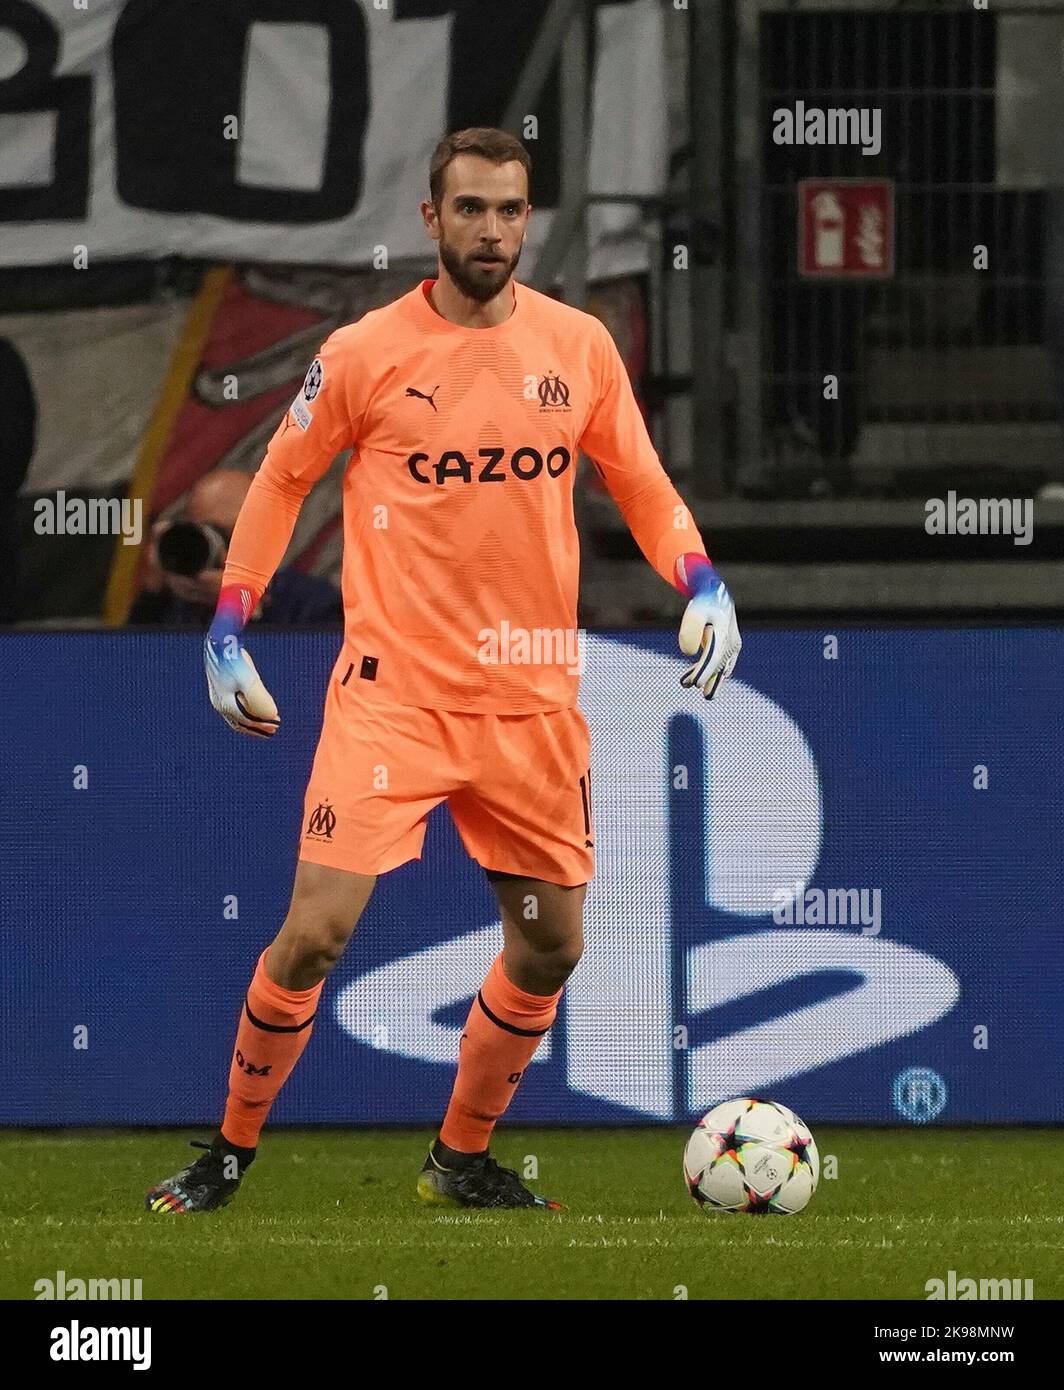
<box><xmin>675</xmin><ymin>553</ymin><xmax>741</xmax><ymax>701</ymax></box>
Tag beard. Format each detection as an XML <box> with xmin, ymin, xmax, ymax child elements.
<box><xmin>438</xmin><ymin>236</ymin><xmax>522</xmax><ymax>304</ymax></box>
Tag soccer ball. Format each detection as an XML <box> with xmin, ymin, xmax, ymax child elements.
<box><xmin>683</xmin><ymin>1097</ymin><xmax>819</xmax><ymax>1214</ymax></box>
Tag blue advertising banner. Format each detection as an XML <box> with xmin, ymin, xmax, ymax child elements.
<box><xmin>2</xmin><ymin>629</ymin><xmax>1060</xmax><ymax>1127</ymax></box>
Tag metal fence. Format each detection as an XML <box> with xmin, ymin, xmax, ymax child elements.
<box><xmin>710</xmin><ymin>0</ymin><xmax>1064</xmax><ymax>498</ymax></box>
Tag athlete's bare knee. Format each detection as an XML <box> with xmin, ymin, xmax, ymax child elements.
<box><xmin>269</xmin><ymin>864</ymin><xmax>375</xmax><ymax>988</ymax></box>
<box><xmin>543</xmin><ymin>938</ymin><xmax>584</xmax><ymax>979</ymax></box>
<box><xmin>269</xmin><ymin>920</ymin><xmax>349</xmax><ymax>988</ymax></box>
<box><xmin>507</xmin><ymin>938</ymin><xmax>583</xmax><ymax>994</ymax></box>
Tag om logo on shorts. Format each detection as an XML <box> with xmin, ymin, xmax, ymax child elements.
<box><xmin>306</xmin><ymin>801</ymin><xmax>337</xmax><ymax>840</ymax></box>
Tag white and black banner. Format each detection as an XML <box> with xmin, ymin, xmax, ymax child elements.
<box><xmin>0</xmin><ymin>0</ymin><xmax>667</xmax><ymax>272</ymax></box>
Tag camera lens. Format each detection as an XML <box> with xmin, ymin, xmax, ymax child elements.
<box><xmin>157</xmin><ymin>522</ymin><xmax>226</xmax><ymax>577</ymax></box>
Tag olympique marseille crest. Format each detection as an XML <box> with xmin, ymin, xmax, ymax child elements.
<box><xmin>305</xmin><ymin>801</ymin><xmax>336</xmax><ymax>841</ymax></box>
<box><xmin>537</xmin><ymin>372</ymin><xmax>571</xmax><ymax>412</ymax></box>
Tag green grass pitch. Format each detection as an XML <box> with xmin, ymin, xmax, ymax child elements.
<box><xmin>1</xmin><ymin>1128</ymin><xmax>1058</xmax><ymax>1301</ymax></box>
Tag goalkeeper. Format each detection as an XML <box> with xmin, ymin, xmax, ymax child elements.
<box><xmin>147</xmin><ymin>127</ymin><xmax>739</xmax><ymax>1215</ymax></box>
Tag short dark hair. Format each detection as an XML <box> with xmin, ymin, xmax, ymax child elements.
<box><xmin>429</xmin><ymin>127</ymin><xmax>532</xmax><ymax>209</ymax></box>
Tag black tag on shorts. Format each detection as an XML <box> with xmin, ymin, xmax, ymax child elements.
<box><xmin>360</xmin><ymin>655</ymin><xmax>379</xmax><ymax>681</ymax></box>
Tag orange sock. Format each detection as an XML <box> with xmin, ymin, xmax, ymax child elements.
<box><xmin>220</xmin><ymin>949</ymin><xmax>324</xmax><ymax>1149</ymax></box>
<box><xmin>439</xmin><ymin>953</ymin><xmax>561</xmax><ymax>1154</ymax></box>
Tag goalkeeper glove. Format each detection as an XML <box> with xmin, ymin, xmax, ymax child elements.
<box><xmin>675</xmin><ymin>553</ymin><xmax>741</xmax><ymax>701</ymax></box>
<box><xmin>204</xmin><ymin>584</ymin><xmax>281</xmax><ymax>738</ymax></box>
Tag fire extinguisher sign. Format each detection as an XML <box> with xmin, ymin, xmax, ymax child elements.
<box><xmin>798</xmin><ymin>179</ymin><xmax>894</xmax><ymax>279</ymax></box>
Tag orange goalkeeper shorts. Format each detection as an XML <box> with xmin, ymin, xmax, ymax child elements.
<box><xmin>297</xmin><ymin>662</ymin><xmax>594</xmax><ymax>886</ymax></box>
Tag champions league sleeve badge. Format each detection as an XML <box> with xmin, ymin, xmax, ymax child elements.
<box><xmin>302</xmin><ymin>358</ymin><xmax>324</xmax><ymax>401</ymax></box>
<box><xmin>287</xmin><ymin>356</ymin><xmax>324</xmax><ymax>431</ymax></box>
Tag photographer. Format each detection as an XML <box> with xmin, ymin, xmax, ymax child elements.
<box><xmin>127</xmin><ymin>468</ymin><xmax>342</xmax><ymax>627</ymax></box>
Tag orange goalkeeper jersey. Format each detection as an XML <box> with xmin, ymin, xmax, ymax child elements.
<box><xmin>223</xmin><ymin>279</ymin><xmax>706</xmax><ymax>713</ymax></box>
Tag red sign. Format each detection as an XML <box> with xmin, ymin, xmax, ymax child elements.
<box><xmin>798</xmin><ymin>179</ymin><xmax>894</xmax><ymax>279</ymax></box>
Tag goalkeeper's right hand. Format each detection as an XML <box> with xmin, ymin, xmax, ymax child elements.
<box><xmin>204</xmin><ymin>585</ymin><xmax>281</xmax><ymax>738</ymax></box>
